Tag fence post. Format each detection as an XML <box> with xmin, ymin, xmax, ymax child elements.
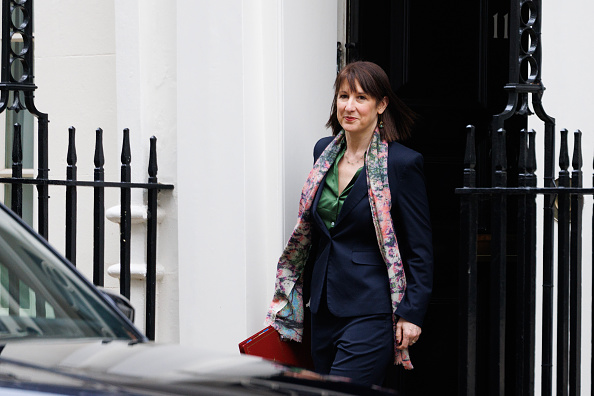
<box><xmin>516</xmin><ymin>129</ymin><xmax>538</xmax><ymax>395</ymax></box>
<box><xmin>146</xmin><ymin>136</ymin><xmax>158</xmax><ymax>340</ymax></box>
<box><xmin>492</xmin><ymin>127</ymin><xmax>508</xmax><ymax>393</ymax></box>
<box><xmin>65</xmin><ymin>127</ymin><xmax>77</xmax><ymax>265</ymax></box>
<box><xmin>120</xmin><ymin>128</ymin><xmax>132</xmax><ymax>299</ymax></box>
<box><xmin>11</xmin><ymin>123</ymin><xmax>22</xmax><ymax>217</ymax></box>
<box><xmin>557</xmin><ymin>128</ymin><xmax>570</xmax><ymax>396</ymax></box>
<box><xmin>524</xmin><ymin>129</ymin><xmax>537</xmax><ymax>395</ymax></box>
<box><xmin>36</xmin><ymin>115</ymin><xmax>50</xmax><ymax>240</ymax></box>
<box><xmin>569</xmin><ymin>130</ymin><xmax>583</xmax><ymax>396</ymax></box>
<box><xmin>9</xmin><ymin>124</ymin><xmax>22</xmax><ymax>317</ymax></box>
<box><xmin>490</xmin><ymin>127</ymin><xmax>507</xmax><ymax>396</ymax></box>
<box><xmin>516</xmin><ymin>129</ymin><xmax>528</xmax><ymax>396</ymax></box>
<box><xmin>93</xmin><ymin>128</ymin><xmax>105</xmax><ymax>286</ymax></box>
<box><xmin>459</xmin><ymin>125</ymin><xmax>477</xmax><ymax>396</ymax></box>
<box><xmin>540</xmin><ymin>119</ymin><xmax>556</xmax><ymax>396</ymax></box>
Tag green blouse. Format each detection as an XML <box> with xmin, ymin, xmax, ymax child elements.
<box><xmin>316</xmin><ymin>148</ymin><xmax>363</xmax><ymax>230</ymax></box>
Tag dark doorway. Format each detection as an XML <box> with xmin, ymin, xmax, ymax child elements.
<box><xmin>346</xmin><ymin>1</ymin><xmax>526</xmax><ymax>394</ymax></box>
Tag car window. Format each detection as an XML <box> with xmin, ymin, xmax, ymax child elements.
<box><xmin>0</xmin><ymin>207</ymin><xmax>139</xmax><ymax>342</ymax></box>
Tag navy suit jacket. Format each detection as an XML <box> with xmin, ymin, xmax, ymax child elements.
<box><xmin>305</xmin><ymin>136</ymin><xmax>433</xmax><ymax>327</ymax></box>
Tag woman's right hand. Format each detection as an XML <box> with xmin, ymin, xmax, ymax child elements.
<box><xmin>395</xmin><ymin>317</ymin><xmax>422</xmax><ymax>350</ymax></box>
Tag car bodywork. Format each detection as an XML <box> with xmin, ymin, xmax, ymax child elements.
<box><xmin>0</xmin><ymin>204</ymin><xmax>395</xmax><ymax>395</ymax></box>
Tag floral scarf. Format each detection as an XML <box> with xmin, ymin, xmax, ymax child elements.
<box><xmin>265</xmin><ymin>128</ymin><xmax>412</xmax><ymax>369</ymax></box>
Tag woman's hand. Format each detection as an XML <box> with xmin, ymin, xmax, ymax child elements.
<box><xmin>396</xmin><ymin>317</ymin><xmax>422</xmax><ymax>350</ymax></box>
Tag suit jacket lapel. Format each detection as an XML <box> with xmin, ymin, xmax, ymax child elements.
<box><xmin>335</xmin><ymin>166</ymin><xmax>367</xmax><ymax>226</ymax></box>
<box><xmin>312</xmin><ymin>173</ymin><xmax>331</xmax><ymax>237</ymax></box>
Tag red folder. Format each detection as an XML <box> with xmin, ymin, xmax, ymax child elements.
<box><xmin>239</xmin><ymin>326</ymin><xmax>314</xmax><ymax>370</ymax></box>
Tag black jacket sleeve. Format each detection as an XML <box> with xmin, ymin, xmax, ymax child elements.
<box><xmin>389</xmin><ymin>147</ymin><xmax>434</xmax><ymax>327</ymax></box>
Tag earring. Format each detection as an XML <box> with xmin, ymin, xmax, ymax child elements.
<box><xmin>379</xmin><ymin>120</ymin><xmax>384</xmax><ymax>129</ymax></box>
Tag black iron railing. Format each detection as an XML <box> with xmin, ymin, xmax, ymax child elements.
<box><xmin>456</xmin><ymin>0</ymin><xmax>591</xmax><ymax>395</ymax></box>
<box><xmin>457</xmin><ymin>126</ymin><xmax>589</xmax><ymax>396</ymax></box>
<box><xmin>0</xmin><ymin>0</ymin><xmax>173</xmax><ymax>340</ymax></box>
<box><xmin>1</xmin><ymin>123</ymin><xmax>173</xmax><ymax>341</ymax></box>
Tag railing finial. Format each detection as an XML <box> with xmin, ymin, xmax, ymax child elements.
<box><xmin>559</xmin><ymin>128</ymin><xmax>569</xmax><ymax>171</ymax></box>
<box><xmin>527</xmin><ymin>129</ymin><xmax>537</xmax><ymax>176</ymax></box>
<box><xmin>94</xmin><ymin>128</ymin><xmax>105</xmax><ymax>168</ymax></box>
<box><xmin>148</xmin><ymin>136</ymin><xmax>158</xmax><ymax>179</ymax></box>
<box><xmin>572</xmin><ymin>130</ymin><xmax>583</xmax><ymax>171</ymax></box>
<box><xmin>121</xmin><ymin>128</ymin><xmax>131</xmax><ymax>165</ymax></box>
<box><xmin>67</xmin><ymin>126</ymin><xmax>77</xmax><ymax>166</ymax></box>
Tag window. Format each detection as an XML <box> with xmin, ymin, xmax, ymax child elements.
<box><xmin>0</xmin><ymin>206</ymin><xmax>137</xmax><ymax>341</ymax></box>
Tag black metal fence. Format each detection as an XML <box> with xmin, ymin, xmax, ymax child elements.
<box><xmin>0</xmin><ymin>124</ymin><xmax>173</xmax><ymax>340</ymax></box>
<box><xmin>456</xmin><ymin>1</ymin><xmax>593</xmax><ymax>395</ymax></box>
<box><xmin>457</xmin><ymin>125</ymin><xmax>593</xmax><ymax>396</ymax></box>
<box><xmin>0</xmin><ymin>0</ymin><xmax>173</xmax><ymax>340</ymax></box>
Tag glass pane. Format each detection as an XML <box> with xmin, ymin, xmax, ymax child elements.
<box><xmin>0</xmin><ymin>207</ymin><xmax>139</xmax><ymax>341</ymax></box>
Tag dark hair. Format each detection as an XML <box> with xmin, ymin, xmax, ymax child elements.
<box><xmin>325</xmin><ymin>61</ymin><xmax>416</xmax><ymax>142</ymax></box>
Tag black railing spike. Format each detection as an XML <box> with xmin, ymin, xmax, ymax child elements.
<box><xmin>572</xmin><ymin>130</ymin><xmax>583</xmax><ymax>171</ymax></box>
<box><xmin>93</xmin><ymin>127</ymin><xmax>105</xmax><ymax>287</ymax></box>
<box><xmin>67</xmin><ymin>126</ymin><xmax>77</xmax><ymax>166</ymax></box>
<box><xmin>121</xmin><ymin>128</ymin><xmax>131</xmax><ymax>165</ymax></box>
<box><xmin>11</xmin><ymin>123</ymin><xmax>23</xmax><ymax>217</ymax></box>
<box><xmin>527</xmin><ymin>129</ymin><xmax>537</xmax><ymax>175</ymax></box>
<box><xmin>519</xmin><ymin>129</ymin><xmax>528</xmax><ymax>174</ymax></box>
<box><xmin>66</xmin><ymin>126</ymin><xmax>78</xmax><ymax>266</ymax></box>
<box><xmin>12</xmin><ymin>123</ymin><xmax>21</xmax><ymax>164</ymax></box>
<box><xmin>464</xmin><ymin>125</ymin><xmax>476</xmax><ymax>169</ymax></box>
<box><xmin>568</xmin><ymin>134</ymin><xmax>583</xmax><ymax>396</ymax></box>
<box><xmin>120</xmin><ymin>128</ymin><xmax>132</xmax><ymax>299</ymax></box>
<box><xmin>495</xmin><ymin>128</ymin><xmax>507</xmax><ymax>172</ymax></box>
<box><xmin>148</xmin><ymin>136</ymin><xmax>158</xmax><ymax>179</ymax></box>
<box><xmin>556</xmin><ymin>127</ymin><xmax>571</xmax><ymax>395</ymax></box>
<box><xmin>559</xmin><ymin>128</ymin><xmax>569</xmax><ymax>171</ymax></box>
<box><xmin>146</xmin><ymin>136</ymin><xmax>159</xmax><ymax>340</ymax></box>
<box><xmin>94</xmin><ymin>128</ymin><xmax>105</xmax><ymax>168</ymax></box>
<box><xmin>36</xmin><ymin>114</ymin><xmax>50</xmax><ymax>240</ymax></box>
<box><xmin>463</xmin><ymin>126</ymin><xmax>476</xmax><ymax>189</ymax></box>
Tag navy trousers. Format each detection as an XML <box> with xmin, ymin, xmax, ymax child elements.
<box><xmin>310</xmin><ymin>302</ymin><xmax>394</xmax><ymax>387</ymax></box>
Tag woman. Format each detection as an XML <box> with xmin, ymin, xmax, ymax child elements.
<box><xmin>266</xmin><ymin>61</ymin><xmax>433</xmax><ymax>387</ymax></box>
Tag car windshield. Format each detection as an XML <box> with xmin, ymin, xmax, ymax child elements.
<box><xmin>0</xmin><ymin>207</ymin><xmax>139</xmax><ymax>342</ymax></box>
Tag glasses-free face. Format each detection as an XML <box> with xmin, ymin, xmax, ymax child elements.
<box><xmin>336</xmin><ymin>80</ymin><xmax>388</xmax><ymax>137</ymax></box>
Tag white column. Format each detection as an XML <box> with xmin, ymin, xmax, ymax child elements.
<box><xmin>177</xmin><ymin>0</ymin><xmax>337</xmax><ymax>352</ymax></box>
<box><xmin>113</xmin><ymin>0</ymin><xmax>178</xmax><ymax>342</ymax></box>
<box><xmin>281</xmin><ymin>0</ymin><xmax>338</xmax><ymax>240</ymax></box>
<box><xmin>241</xmin><ymin>1</ymin><xmax>285</xmax><ymax>336</ymax></box>
<box><xmin>177</xmin><ymin>0</ymin><xmax>249</xmax><ymax>351</ymax></box>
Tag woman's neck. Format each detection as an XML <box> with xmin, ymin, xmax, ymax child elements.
<box><xmin>344</xmin><ymin>130</ymin><xmax>373</xmax><ymax>155</ymax></box>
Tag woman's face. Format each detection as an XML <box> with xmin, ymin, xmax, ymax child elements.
<box><xmin>336</xmin><ymin>80</ymin><xmax>387</xmax><ymax>137</ymax></box>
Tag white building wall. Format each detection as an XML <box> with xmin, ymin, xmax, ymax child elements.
<box><xmin>177</xmin><ymin>0</ymin><xmax>336</xmax><ymax>352</ymax></box>
<box><xmin>33</xmin><ymin>0</ymin><xmax>179</xmax><ymax>343</ymax></box>
<box><xmin>113</xmin><ymin>0</ymin><xmax>179</xmax><ymax>343</ymax></box>
<box><xmin>30</xmin><ymin>0</ymin><xmax>337</xmax><ymax>351</ymax></box>
<box><xmin>34</xmin><ymin>1</ymin><xmax>119</xmax><ymax>284</ymax></box>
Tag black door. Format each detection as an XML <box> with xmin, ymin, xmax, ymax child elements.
<box><xmin>346</xmin><ymin>1</ymin><xmax>526</xmax><ymax>394</ymax></box>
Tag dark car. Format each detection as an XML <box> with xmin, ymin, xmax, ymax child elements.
<box><xmin>0</xmin><ymin>203</ymin><xmax>395</xmax><ymax>395</ymax></box>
